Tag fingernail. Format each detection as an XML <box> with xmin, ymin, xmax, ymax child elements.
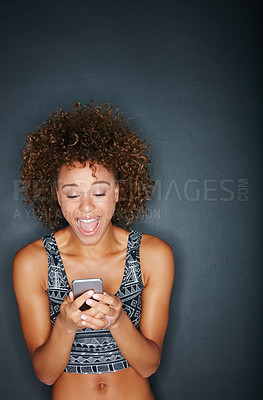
<box><xmin>86</xmin><ymin>299</ymin><xmax>92</xmax><ymax>305</ymax></box>
<box><xmin>81</xmin><ymin>314</ymin><xmax>87</xmax><ymax>320</ymax></box>
<box><xmin>81</xmin><ymin>321</ymin><xmax>86</xmax><ymax>325</ymax></box>
<box><xmin>87</xmin><ymin>290</ymin><xmax>94</xmax><ymax>295</ymax></box>
<box><xmin>93</xmin><ymin>294</ymin><xmax>99</xmax><ymax>299</ymax></box>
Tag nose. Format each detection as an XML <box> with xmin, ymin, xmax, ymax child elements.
<box><xmin>79</xmin><ymin>193</ymin><xmax>95</xmax><ymax>214</ymax></box>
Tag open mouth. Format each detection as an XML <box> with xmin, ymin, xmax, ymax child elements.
<box><xmin>76</xmin><ymin>216</ymin><xmax>101</xmax><ymax>236</ymax></box>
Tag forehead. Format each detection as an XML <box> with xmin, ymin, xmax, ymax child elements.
<box><xmin>58</xmin><ymin>163</ymin><xmax>114</xmax><ymax>184</ymax></box>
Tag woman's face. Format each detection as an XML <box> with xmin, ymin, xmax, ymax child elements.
<box><xmin>56</xmin><ymin>162</ymin><xmax>119</xmax><ymax>245</ymax></box>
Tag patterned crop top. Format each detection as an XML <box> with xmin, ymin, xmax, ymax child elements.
<box><xmin>42</xmin><ymin>230</ymin><xmax>144</xmax><ymax>374</ymax></box>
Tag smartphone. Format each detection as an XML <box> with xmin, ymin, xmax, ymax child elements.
<box><xmin>72</xmin><ymin>278</ymin><xmax>103</xmax><ymax>311</ymax></box>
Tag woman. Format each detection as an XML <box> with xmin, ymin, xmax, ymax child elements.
<box><xmin>13</xmin><ymin>103</ymin><xmax>174</xmax><ymax>400</ymax></box>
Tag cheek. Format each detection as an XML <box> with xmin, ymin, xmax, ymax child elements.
<box><xmin>101</xmin><ymin>197</ymin><xmax>117</xmax><ymax>218</ymax></box>
<box><xmin>60</xmin><ymin>200</ymin><xmax>76</xmax><ymax>221</ymax></box>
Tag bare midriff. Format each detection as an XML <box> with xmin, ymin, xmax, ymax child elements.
<box><xmin>51</xmin><ymin>366</ymin><xmax>155</xmax><ymax>400</ymax></box>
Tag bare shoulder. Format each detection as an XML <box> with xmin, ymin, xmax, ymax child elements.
<box><xmin>140</xmin><ymin>233</ymin><xmax>174</xmax><ymax>264</ymax></box>
<box><xmin>140</xmin><ymin>233</ymin><xmax>175</xmax><ymax>285</ymax></box>
<box><xmin>13</xmin><ymin>237</ymin><xmax>47</xmax><ymax>268</ymax></box>
<box><xmin>13</xmin><ymin>237</ymin><xmax>48</xmax><ymax>290</ymax></box>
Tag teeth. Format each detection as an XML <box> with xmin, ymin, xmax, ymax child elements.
<box><xmin>77</xmin><ymin>217</ymin><xmax>99</xmax><ymax>225</ymax></box>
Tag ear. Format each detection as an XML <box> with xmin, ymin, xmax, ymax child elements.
<box><xmin>114</xmin><ymin>182</ymin><xmax>119</xmax><ymax>203</ymax></box>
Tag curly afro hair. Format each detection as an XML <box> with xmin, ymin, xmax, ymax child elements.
<box><xmin>20</xmin><ymin>102</ymin><xmax>154</xmax><ymax>230</ymax></box>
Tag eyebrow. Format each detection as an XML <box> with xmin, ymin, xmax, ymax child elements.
<box><xmin>62</xmin><ymin>181</ymin><xmax>110</xmax><ymax>189</ymax></box>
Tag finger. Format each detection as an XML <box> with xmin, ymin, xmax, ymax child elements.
<box><xmin>72</xmin><ymin>290</ymin><xmax>94</xmax><ymax>310</ymax></box>
<box><xmin>68</xmin><ymin>291</ymin><xmax>74</xmax><ymax>302</ymax></box>
<box><xmin>78</xmin><ymin>319</ymin><xmax>97</xmax><ymax>330</ymax></box>
<box><xmin>85</xmin><ymin>298</ymin><xmax>111</xmax><ymax>315</ymax></box>
<box><xmin>85</xmin><ymin>307</ymin><xmax>104</xmax><ymax>318</ymax></box>
<box><xmin>79</xmin><ymin>316</ymin><xmax>97</xmax><ymax>330</ymax></box>
<box><xmin>82</xmin><ymin>315</ymin><xmax>108</xmax><ymax>330</ymax></box>
<box><xmin>104</xmin><ymin>316</ymin><xmax>111</xmax><ymax>328</ymax></box>
<box><xmin>92</xmin><ymin>293</ymin><xmax>118</xmax><ymax>307</ymax></box>
<box><xmin>87</xmin><ymin>323</ymin><xmax>103</xmax><ymax>330</ymax></box>
<box><xmin>94</xmin><ymin>312</ymin><xmax>106</xmax><ymax>320</ymax></box>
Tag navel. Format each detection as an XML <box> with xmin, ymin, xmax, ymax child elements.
<box><xmin>98</xmin><ymin>382</ymin><xmax>106</xmax><ymax>391</ymax></box>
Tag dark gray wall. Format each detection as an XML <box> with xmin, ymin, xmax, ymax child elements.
<box><xmin>0</xmin><ymin>1</ymin><xmax>262</xmax><ymax>399</ymax></box>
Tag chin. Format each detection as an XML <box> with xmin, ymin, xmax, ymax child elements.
<box><xmin>70</xmin><ymin>219</ymin><xmax>110</xmax><ymax>246</ymax></box>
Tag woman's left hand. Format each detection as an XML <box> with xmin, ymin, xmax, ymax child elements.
<box><xmin>82</xmin><ymin>292</ymin><xmax>123</xmax><ymax>330</ymax></box>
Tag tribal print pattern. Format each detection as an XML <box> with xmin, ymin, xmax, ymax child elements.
<box><xmin>42</xmin><ymin>230</ymin><xmax>144</xmax><ymax>374</ymax></box>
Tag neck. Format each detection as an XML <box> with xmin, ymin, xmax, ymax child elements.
<box><xmin>64</xmin><ymin>223</ymin><xmax>119</xmax><ymax>258</ymax></box>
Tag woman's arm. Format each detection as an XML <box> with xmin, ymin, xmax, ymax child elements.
<box><xmin>12</xmin><ymin>242</ymin><xmax>101</xmax><ymax>385</ymax></box>
<box><xmin>86</xmin><ymin>235</ymin><xmax>175</xmax><ymax>378</ymax></box>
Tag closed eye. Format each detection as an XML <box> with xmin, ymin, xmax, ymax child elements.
<box><xmin>67</xmin><ymin>195</ymin><xmax>79</xmax><ymax>198</ymax></box>
<box><xmin>93</xmin><ymin>193</ymin><xmax>106</xmax><ymax>197</ymax></box>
